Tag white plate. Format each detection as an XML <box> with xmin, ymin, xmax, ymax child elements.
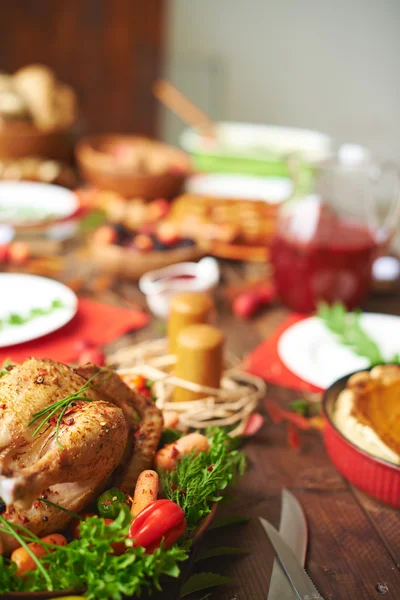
<box><xmin>180</xmin><ymin>122</ymin><xmax>332</xmax><ymax>161</ymax></box>
<box><xmin>185</xmin><ymin>174</ymin><xmax>292</xmax><ymax>204</ymax></box>
<box><xmin>278</xmin><ymin>313</ymin><xmax>400</xmax><ymax>389</ymax></box>
<box><xmin>0</xmin><ymin>274</ymin><xmax>78</xmax><ymax>347</ymax></box>
<box><xmin>0</xmin><ymin>181</ymin><xmax>78</xmax><ymax>226</ymax></box>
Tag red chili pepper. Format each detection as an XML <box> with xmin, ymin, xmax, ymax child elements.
<box><xmin>265</xmin><ymin>399</ymin><xmax>317</xmax><ymax>430</ymax></box>
<box><xmin>232</xmin><ymin>283</ymin><xmax>276</xmax><ymax>319</ymax></box>
<box><xmin>128</xmin><ymin>499</ymin><xmax>186</xmax><ymax>554</ymax></box>
<box><xmin>264</xmin><ymin>399</ymin><xmax>285</xmax><ymax>424</ymax></box>
<box><xmin>243</xmin><ymin>412</ymin><xmax>265</xmax><ymax>436</ymax></box>
<box><xmin>288</xmin><ymin>423</ymin><xmax>300</xmax><ymax>449</ymax></box>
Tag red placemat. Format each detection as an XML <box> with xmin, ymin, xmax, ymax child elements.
<box><xmin>244</xmin><ymin>313</ymin><xmax>323</xmax><ymax>393</ymax></box>
<box><xmin>0</xmin><ymin>298</ymin><xmax>149</xmax><ymax>364</ymax></box>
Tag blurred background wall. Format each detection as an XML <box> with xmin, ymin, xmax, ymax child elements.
<box><xmin>0</xmin><ymin>0</ymin><xmax>399</xmax><ymax>161</ymax></box>
<box><xmin>162</xmin><ymin>0</ymin><xmax>400</xmax><ymax>159</ymax></box>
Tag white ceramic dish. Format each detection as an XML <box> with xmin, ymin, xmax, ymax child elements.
<box><xmin>180</xmin><ymin>122</ymin><xmax>332</xmax><ymax>176</ymax></box>
<box><xmin>0</xmin><ymin>274</ymin><xmax>78</xmax><ymax>347</ymax></box>
<box><xmin>185</xmin><ymin>173</ymin><xmax>293</xmax><ymax>203</ymax></box>
<box><xmin>139</xmin><ymin>257</ymin><xmax>220</xmax><ymax>319</ymax></box>
<box><xmin>278</xmin><ymin>313</ymin><xmax>400</xmax><ymax>389</ymax></box>
<box><xmin>0</xmin><ymin>181</ymin><xmax>78</xmax><ymax>227</ymax></box>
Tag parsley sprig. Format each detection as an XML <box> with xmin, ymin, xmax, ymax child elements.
<box><xmin>0</xmin><ymin>511</ymin><xmax>189</xmax><ymax>599</ymax></box>
<box><xmin>317</xmin><ymin>302</ymin><xmax>399</xmax><ymax>365</ymax></box>
<box><xmin>28</xmin><ymin>369</ymin><xmax>109</xmax><ymax>449</ymax></box>
<box><xmin>0</xmin><ymin>298</ymin><xmax>66</xmax><ymax>330</ymax></box>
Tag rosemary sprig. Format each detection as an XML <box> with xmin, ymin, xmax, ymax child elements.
<box><xmin>28</xmin><ymin>369</ymin><xmax>108</xmax><ymax>450</ymax></box>
<box><xmin>0</xmin><ymin>516</ymin><xmax>53</xmax><ymax>589</ymax></box>
<box><xmin>317</xmin><ymin>302</ymin><xmax>393</xmax><ymax>365</ymax></box>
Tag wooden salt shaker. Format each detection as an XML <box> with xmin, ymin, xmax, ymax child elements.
<box><xmin>168</xmin><ymin>292</ymin><xmax>214</xmax><ymax>355</ymax></box>
<box><xmin>174</xmin><ymin>323</ymin><xmax>224</xmax><ymax>402</ymax></box>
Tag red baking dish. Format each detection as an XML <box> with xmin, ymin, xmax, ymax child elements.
<box><xmin>323</xmin><ymin>370</ymin><xmax>400</xmax><ymax>508</ymax></box>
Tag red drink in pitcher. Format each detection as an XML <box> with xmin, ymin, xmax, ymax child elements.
<box><xmin>271</xmin><ymin>146</ymin><xmax>400</xmax><ymax>313</ymax></box>
<box><xmin>270</xmin><ymin>206</ymin><xmax>377</xmax><ymax>313</ymax></box>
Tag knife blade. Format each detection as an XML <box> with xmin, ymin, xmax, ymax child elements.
<box><xmin>260</xmin><ymin>518</ymin><xmax>324</xmax><ymax>600</ymax></box>
<box><xmin>267</xmin><ymin>489</ymin><xmax>308</xmax><ymax>599</ymax></box>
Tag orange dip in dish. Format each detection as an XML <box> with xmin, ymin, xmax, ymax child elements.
<box><xmin>333</xmin><ymin>365</ymin><xmax>400</xmax><ymax>465</ymax></box>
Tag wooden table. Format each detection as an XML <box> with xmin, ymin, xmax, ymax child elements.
<box><xmin>11</xmin><ymin>248</ymin><xmax>400</xmax><ymax>600</ymax></box>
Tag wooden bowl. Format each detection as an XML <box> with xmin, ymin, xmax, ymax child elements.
<box><xmin>0</xmin><ymin>121</ymin><xmax>73</xmax><ymax>161</ymax></box>
<box><xmin>2</xmin><ymin>505</ymin><xmax>217</xmax><ymax>600</ymax></box>
<box><xmin>90</xmin><ymin>242</ymin><xmax>203</xmax><ymax>280</ymax></box>
<box><xmin>76</xmin><ymin>135</ymin><xmax>191</xmax><ymax>199</ymax></box>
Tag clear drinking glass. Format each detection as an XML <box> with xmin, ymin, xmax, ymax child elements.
<box><xmin>270</xmin><ymin>145</ymin><xmax>400</xmax><ymax>313</ymax></box>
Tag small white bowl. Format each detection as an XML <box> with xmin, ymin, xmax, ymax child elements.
<box><xmin>139</xmin><ymin>257</ymin><xmax>220</xmax><ymax>319</ymax></box>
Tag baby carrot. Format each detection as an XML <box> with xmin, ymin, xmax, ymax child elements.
<box><xmin>131</xmin><ymin>470</ymin><xmax>159</xmax><ymax>517</ymax></box>
<box><xmin>11</xmin><ymin>533</ymin><xmax>68</xmax><ymax>575</ymax></box>
<box><xmin>155</xmin><ymin>432</ymin><xmax>210</xmax><ymax>472</ymax></box>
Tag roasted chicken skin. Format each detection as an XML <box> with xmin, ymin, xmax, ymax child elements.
<box><xmin>0</xmin><ymin>358</ymin><xmax>163</xmax><ymax>555</ymax></box>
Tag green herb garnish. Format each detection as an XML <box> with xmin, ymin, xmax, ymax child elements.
<box><xmin>0</xmin><ymin>511</ymin><xmax>189</xmax><ymax>599</ymax></box>
<box><xmin>28</xmin><ymin>369</ymin><xmax>108</xmax><ymax>449</ymax></box>
<box><xmin>0</xmin><ymin>298</ymin><xmax>66</xmax><ymax>331</ymax></box>
<box><xmin>0</xmin><ymin>358</ymin><xmax>13</xmax><ymax>377</ymax></box>
<box><xmin>288</xmin><ymin>398</ymin><xmax>321</xmax><ymax>417</ymax></box>
<box><xmin>161</xmin><ymin>428</ymin><xmax>246</xmax><ymax>530</ymax></box>
<box><xmin>317</xmin><ymin>302</ymin><xmax>398</xmax><ymax>365</ymax></box>
<box><xmin>79</xmin><ymin>209</ymin><xmax>107</xmax><ymax>233</ymax></box>
<box><xmin>289</xmin><ymin>399</ymin><xmax>310</xmax><ymax>417</ymax></box>
<box><xmin>158</xmin><ymin>428</ymin><xmax>184</xmax><ymax>449</ymax></box>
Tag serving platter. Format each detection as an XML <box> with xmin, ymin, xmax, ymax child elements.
<box><xmin>180</xmin><ymin>122</ymin><xmax>332</xmax><ymax>176</ymax></box>
<box><xmin>278</xmin><ymin>313</ymin><xmax>400</xmax><ymax>389</ymax></box>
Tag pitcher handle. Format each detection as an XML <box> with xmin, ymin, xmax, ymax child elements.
<box><xmin>367</xmin><ymin>161</ymin><xmax>400</xmax><ymax>246</ymax></box>
<box><xmin>284</xmin><ymin>152</ymin><xmax>315</xmax><ymax>197</ymax></box>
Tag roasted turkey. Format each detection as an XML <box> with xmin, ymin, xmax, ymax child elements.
<box><xmin>0</xmin><ymin>358</ymin><xmax>163</xmax><ymax>554</ymax></box>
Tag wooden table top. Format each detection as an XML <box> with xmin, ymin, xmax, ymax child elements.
<box><xmin>8</xmin><ymin>246</ymin><xmax>400</xmax><ymax>600</ymax></box>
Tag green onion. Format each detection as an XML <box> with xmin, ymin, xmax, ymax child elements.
<box><xmin>28</xmin><ymin>368</ymin><xmax>110</xmax><ymax>449</ymax></box>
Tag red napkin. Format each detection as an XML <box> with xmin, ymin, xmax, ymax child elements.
<box><xmin>244</xmin><ymin>313</ymin><xmax>323</xmax><ymax>393</ymax></box>
<box><xmin>0</xmin><ymin>298</ymin><xmax>149</xmax><ymax>364</ymax></box>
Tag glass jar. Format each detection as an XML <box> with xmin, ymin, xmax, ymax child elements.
<box><xmin>270</xmin><ymin>145</ymin><xmax>400</xmax><ymax>313</ymax></box>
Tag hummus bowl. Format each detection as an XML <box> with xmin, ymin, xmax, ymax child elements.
<box><xmin>323</xmin><ymin>368</ymin><xmax>400</xmax><ymax>508</ymax></box>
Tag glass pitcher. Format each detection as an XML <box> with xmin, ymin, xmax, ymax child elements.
<box><xmin>270</xmin><ymin>144</ymin><xmax>400</xmax><ymax>313</ymax></box>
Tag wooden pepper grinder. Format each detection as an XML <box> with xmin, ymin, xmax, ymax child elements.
<box><xmin>168</xmin><ymin>292</ymin><xmax>214</xmax><ymax>355</ymax></box>
<box><xmin>174</xmin><ymin>323</ymin><xmax>224</xmax><ymax>402</ymax></box>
